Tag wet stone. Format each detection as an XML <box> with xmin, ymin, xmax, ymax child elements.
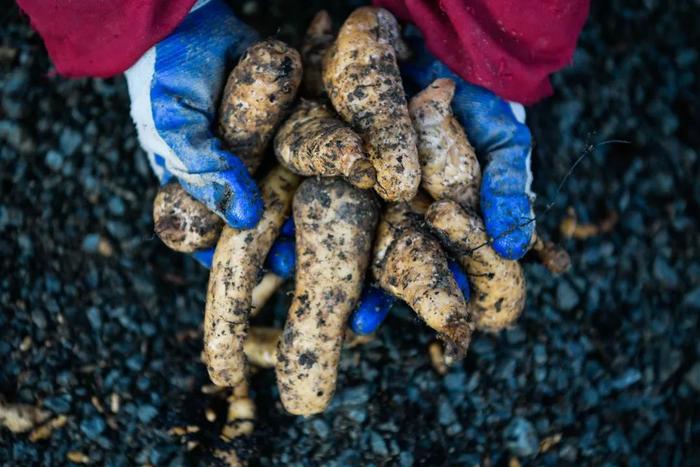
<box><xmin>504</xmin><ymin>417</ymin><xmax>539</xmax><ymax>457</ymax></box>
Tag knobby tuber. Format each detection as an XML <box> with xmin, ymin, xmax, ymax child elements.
<box><xmin>221</xmin><ymin>383</ymin><xmax>255</xmax><ymax>440</ymax></box>
<box><xmin>427</xmin><ymin>200</ymin><xmax>526</xmax><ymax>332</ymax></box>
<box><xmin>204</xmin><ymin>165</ymin><xmax>301</xmax><ymax>388</ymax></box>
<box><xmin>218</xmin><ymin>39</ymin><xmax>303</xmax><ymax>173</ymax></box>
<box><xmin>153</xmin><ymin>182</ymin><xmax>223</xmax><ymax>253</ymax></box>
<box><xmin>274</xmin><ymin>99</ymin><xmax>375</xmax><ymax>188</ymax></box>
<box><xmin>371</xmin><ymin>202</ymin><xmax>474</xmax><ymax>361</ymax></box>
<box><xmin>276</xmin><ymin>177</ymin><xmax>378</xmax><ymax>416</ymax></box>
<box><xmin>244</xmin><ymin>326</ymin><xmax>281</xmax><ymax>369</ymax></box>
<box><xmin>409</xmin><ymin>78</ymin><xmax>481</xmax><ymax>209</ymax></box>
<box><xmin>322</xmin><ymin>7</ymin><xmax>421</xmax><ymax>202</ymax></box>
<box><xmin>301</xmin><ymin>11</ymin><xmax>334</xmax><ymax>97</ymax></box>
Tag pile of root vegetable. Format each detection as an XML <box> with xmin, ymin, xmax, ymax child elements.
<box><xmin>152</xmin><ymin>7</ymin><xmax>569</xmax><ymax>444</ymax></box>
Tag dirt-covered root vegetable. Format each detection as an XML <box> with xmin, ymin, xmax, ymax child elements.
<box><xmin>250</xmin><ymin>272</ymin><xmax>285</xmax><ymax>317</ymax></box>
<box><xmin>426</xmin><ymin>200</ymin><xmax>526</xmax><ymax>332</ymax></box>
<box><xmin>274</xmin><ymin>100</ymin><xmax>375</xmax><ymax>188</ymax></box>
<box><xmin>275</xmin><ymin>178</ymin><xmax>379</xmax><ymax>416</ymax></box>
<box><xmin>221</xmin><ymin>383</ymin><xmax>255</xmax><ymax>440</ymax></box>
<box><xmin>244</xmin><ymin>326</ymin><xmax>373</xmax><ymax>370</ymax></box>
<box><xmin>532</xmin><ymin>232</ymin><xmax>571</xmax><ymax>274</ymax></box>
<box><xmin>409</xmin><ymin>78</ymin><xmax>481</xmax><ymax>209</ymax></box>
<box><xmin>322</xmin><ymin>7</ymin><xmax>420</xmax><ymax>202</ymax></box>
<box><xmin>218</xmin><ymin>40</ymin><xmax>303</xmax><ymax>174</ymax></box>
<box><xmin>371</xmin><ymin>203</ymin><xmax>474</xmax><ymax>361</ymax></box>
<box><xmin>153</xmin><ymin>182</ymin><xmax>223</xmax><ymax>253</ymax></box>
<box><xmin>301</xmin><ymin>11</ymin><xmax>334</xmax><ymax>97</ymax></box>
<box><xmin>204</xmin><ymin>166</ymin><xmax>301</xmax><ymax>388</ymax></box>
<box><xmin>244</xmin><ymin>327</ymin><xmax>281</xmax><ymax>369</ymax></box>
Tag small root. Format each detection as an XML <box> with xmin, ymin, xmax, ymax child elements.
<box><xmin>532</xmin><ymin>232</ymin><xmax>571</xmax><ymax>274</ymax></box>
<box><xmin>560</xmin><ymin>207</ymin><xmax>618</xmax><ymax>240</ymax></box>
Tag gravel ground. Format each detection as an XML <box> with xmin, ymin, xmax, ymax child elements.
<box><xmin>1</xmin><ymin>1</ymin><xmax>699</xmax><ymax>465</ymax></box>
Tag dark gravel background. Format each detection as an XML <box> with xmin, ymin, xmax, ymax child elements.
<box><xmin>1</xmin><ymin>0</ymin><xmax>699</xmax><ymax>465</ymax></box>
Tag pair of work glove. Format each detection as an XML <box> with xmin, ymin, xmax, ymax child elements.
<box><xmin>126</xmin><ymin>0</ymin><xmax>535</xmax><ymax>335</ymax></box>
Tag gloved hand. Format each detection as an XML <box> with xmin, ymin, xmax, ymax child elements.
<box><xmin>400</xmin><ymin>27</ymin><xmax>536</xmax><ymax>260</ymax></box>
<box><xmin>125</xmin><ymin>0</ymin><xmax>263</xmax><ymax>229</ymax></box>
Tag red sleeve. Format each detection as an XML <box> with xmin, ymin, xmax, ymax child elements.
<box><xmin>374</xmin><ymin>0</ymin><xmax>590</xmax><ymax>104</ymax></box>
<box><xmin>16</xmin><ymin>0</ymin><xmax>197</xmax><ymax>77</ymax></box>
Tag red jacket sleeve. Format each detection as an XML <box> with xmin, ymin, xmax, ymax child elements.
<box><xmin>16</xmin><ymin>0</ymin><xmax>197</xmax><ymax>77</ymax></box>
<box><xmin>374</xmin><ymin>0</ymin><xmax>590</xmax><ymax>104</ymax></box>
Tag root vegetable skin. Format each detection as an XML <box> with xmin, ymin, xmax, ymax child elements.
<box><xmin>244</xmin><ymin>327</ymin><xmax>281</xmax><ymax>368</ymax></box>
<box><xmin>204</xmin><ymin>166</ymin><xmax>301</xmax><ymax>388</ymax></box>
<box><xmin>322</xmin><ymin>7</ymin><xmax>420</xmax><ymax>202</ymax></box>
<box><xmin>245</xmin><ymin>327</ymin><xmax>374</xmax><ymax>370</ymax></box>
<box><xmin>250</xmin><ymin>272</ymin><xmax>285</xmax><ymax>317</ymax></box>
<box><xmin>221</xmin><ymin>383</ymin><xmax>255</xmax><ymax>440</ymax></box>
<box><xmin>409</xmin><ymin>78</ymin><xmax>481</xmax><ymax>209</ymax></box>
<box><xmin>426</xmin><ymin>200</ymin><xmax>526</xmax><ymax>332</ymax></box>
<box><xmin>276</xmin><ymin>178</ymin><xmax>378</xmax><ymax>416</ymax></box>
<box><xmin>301</xmin><ymin>11</ymin><xmax>334</xmax><ymax>97</ymax></box>
<box><xmin>274</xmin><ymin>100</ymin><xmax>376</xmax><ymax>188</ymax></box>
<box><xmin>218</xmin><ymin>40</ymin><xmax>303</xmax><ymax>174</ymax></box>
<box><xmin>153</xmin><ymin>182</ymin><xmax>223</xmax><ymax>253</ymax></box>
<box><xmin>372</xmin><ymin>203</ymin><xmax>474</xmax><ymax>360</ymax></box>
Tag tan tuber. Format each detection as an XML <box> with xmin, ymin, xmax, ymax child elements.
<box><xmin>322</xmin><ymin>7</ymin><xmax>421</xmax><ymax>202</ymax></box>
<box><xmin>275</xmin><ymin>177</ymin><xmax>378</xmax><ymax>415</ymax></box>
<box><xmin>204</xmin><ymin>165</ymin><xmax>300</xmax><ymax>388</ymax></box>
<box><xmin>427</xmin><ymin>200</ymin><xmax>526</xmax><ymax>332</ymax></box>
<box><xmin>409</xmin><ymin>78</ymin><xmax>481</xmax><ymax>210</ymax></box>
<box><xmin>153</xmin><ymin>182</ymin><xmax>223</xmax><ymax>253</ymax></box>
<box><xmin>218</xmin><ymin>39</ymin><xmax>303</xmax><ymax>174</ymax></box>
<box><xmin>300</xmin><ymin>11</ymin><xmax>334</xmax><ymax>97</ymax></box>
<box><xmin>274</xmin><ymin>99</ymin><xmax>376</xmax><ymax>189</ymax></box>
<box><xmin>371</xmin><ymin>202</ymin><xmax>474</xmax><ymax>361</ymax></box>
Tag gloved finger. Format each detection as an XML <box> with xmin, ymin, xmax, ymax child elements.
<box><xmin>177</xmin><ymin>167</ymin><xmax>263</xmax><ymax>230</ymax></box>
<box><xmin>264</xmin><ymin>237</ymin><xmax>295</xmax><ymax>280</ymax></box>
<box><xmin>447</xmin><ymin>259</ymin><xmax>470</xmax><ymax>303</ymax></box>
<box><xmin>400</xmin><ymin>27</ymin><xmax>535</xmax><ymax>260</ymax></box>
<box><xmin>279</xmin><ymin>217</ymin><xmax>295</xmax><ymax>238</ymax></box>
<box><xmin>348</xmin><ymin>286</ymin><xmax>396</xmax><ymax>336</ymax></box>
<box><xmin>349</xmin><ymin>260</ymin><xmax>472</xmax><ymax>336</ymax></box>
<box><xmin>125</xmin><ymin>0</ymin><xmax>263</xmax><ymax>229</ymax></box>
<box><xmin>192</xmin><ymin>247</ymin><xmax>215</xmax><ymax>269</ymax></box>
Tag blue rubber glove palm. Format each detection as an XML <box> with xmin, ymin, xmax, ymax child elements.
<box><xmin>125</xmin><ymin>0</ymin><xmax>263</xmax><ymax>229</ymax></box>
<box><xmin>401</xmin><ymin>28</ymin><xmax>536</xmax><ymax>260</ymax></box>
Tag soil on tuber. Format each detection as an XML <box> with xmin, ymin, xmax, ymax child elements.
<box><xmin>427</xmin><ymin>199</ymin><xmax>526</xmax><ymax>332</ymax></box>
<box><xmin>204</xmin><ymin>165</ymin><xmax>301</xmax><ymax>388</ymax></box>
<box><xmin>275</xmin><ymin>177</ymin><xmax>378</xmax><ymax>416</ymax></box>
<box><xmin>153</xmin><ymin>182</ymin><xmax>223</xmax><ymax>253</ymax></box>
<box><xmin>218</xmin><ymin>39</ymin><xmax>303</xmax><ymax>174</ymax></box>
<box><xmin>409</xmin><ymin>78</ymin><xmax>481</xmax><ymax>210</ymax></box>
<box><xmin>371</xmin><ymin>202</ymin><xmax>474</xmax><ymax>362</ymax></box>
<box><xmin>322</xmin><ymin>7</ymin><xmax>420</xmax><ymax>202</ymax></box>
<box><xmin>274</xmin><ymin>99</ymin><xmax>375</xmax><ymax>188</ymax></box>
